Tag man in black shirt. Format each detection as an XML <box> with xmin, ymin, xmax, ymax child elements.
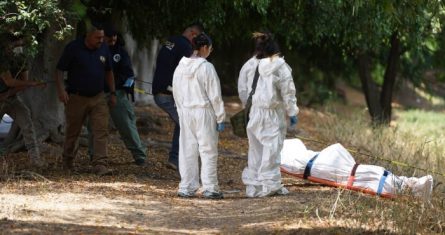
<box><xmin>152</xmin><ymin>23</ymin><xmax>204</xmax><ymax>170</ymax></box>
<box><xmin>55</xmin><ymin>22</ymin><xmax>116</xmax><ymax>176</ymax></box>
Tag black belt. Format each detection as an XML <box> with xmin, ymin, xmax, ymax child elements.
<box><xmin>68</xmin><ymin>90</ymin><xmax>100</xmax><ymax>97</ymax></box>
<box><xmin>156</xmin><ymin>91</ymin><xmax>172</xmax><ymax>96</ymax></box>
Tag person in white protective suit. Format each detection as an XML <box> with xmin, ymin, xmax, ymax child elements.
<box><xmin>172</xmin><ymin>33</ymin><xmax>226</xmax><ymax>199</ymax></box>
<box><xmin>239</xmin><ymin>32</ymin><xmax>299</xmax><ymax>197</ymax></box>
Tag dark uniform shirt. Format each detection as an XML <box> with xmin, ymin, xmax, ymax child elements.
<box><xmin>56</xmin><ymin>38</ymin><xmax>112</xmax><ymax>97</ymax></box>
<box><xmin>108</xmin><ymin>44</ymin><xmax>134</xmax><ymax>91</ymax></box>
<box><xmin>152</xmin><ymin>35</ymin><xmax>193</xmax><ymax>95</ymax></box>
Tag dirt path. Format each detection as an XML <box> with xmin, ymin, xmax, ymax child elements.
<box><xmin>0</xmin><ymin>99</ymin><xmax>373</xmax><ymax>234</ymax></box>
<box><xmin>0</xmin><ymin>179</ymin><xmax>326</xmax><ymax>234</ymax></box>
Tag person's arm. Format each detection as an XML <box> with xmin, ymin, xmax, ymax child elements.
<box><xmin>0</xmin><ymin>86</ymin><xmax>22</xmax><ymax>102</ymax></box>
<box><xmin>104</xmin><ymin>47</ymin><xmax>116</xmax><ymax>106</ymax></box>
<box><xmin>278</xmin><ymin>63</ymin><xmax>299</xmax><ymax>117</ymax></box>
<box><xmin>120</xmin><ymin>49</ymin><xmax>135</xmax><ymax>79</ymax></box>
<box><xmin>203</xmin><ymin>63</ymin><xmax>225</xmax><ymax>124</ymax></box>
<box><xmin>2</xmin><ymin>67</ymin><xmax>46</xmax><ymax>99</ymax></box>
<box><xmin>237</xmin><ymin>61</ymin><xmax>252</xmax><ymax>107</ymax></box>
<box><xmin>238</xmin><ymin>57</ymin><xmax>259</xmax><ymax>107</ymax></box>
<box><xmin>0</xmin><ymin>70</ymin><xmax>41</xmax><ymax>88</ymax></box>
<box><xmin>17</xmin><ymin>70</ymin><xmax>28</xmax><ymax>81</ymax></box>
<box><xmin>16</xmin><ymin>70</ymin><xmax>45</xmax><ymax>89</ymax></box>
<box><xmin>106</xmin><ymin>70</ymin><xmax>116</xmax><ymax>107</ymax></box>
<box><xmin>0</xmin><ymin>70</ymin><xmax>42</xmax><ymax>101</ymax></box>
<box><xmin>54</xmin><ymin>69</ymin><xmax>69</xmax><ymax>104</ymax></box>
<box><xmin>55</xmin><ymin>42</ymin><xmax>75</xmax><ymax>104</ymax></box>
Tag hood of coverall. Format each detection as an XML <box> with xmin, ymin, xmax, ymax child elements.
<box><xmin>258</xmin><ymin>56</ymin><xmax>287</xmax><ymax>76</ymax></box>
<box><xmin>176</xmin><ymin>56</ymin><xmax>207</xmax><ymax>77</ymax></box>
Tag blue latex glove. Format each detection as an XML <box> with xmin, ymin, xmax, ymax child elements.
<box><xmin>289</xmin><ymin>115</ymin><xmax>298</xmax><ymax>128</ymax></box>
<box><xmin>123</xmin><ymin>77</ymin><xmax>135</xmax><ymax>88</ymax></box>
<box><xmin>217</xmin><ymin>123</ymin><xmax>225</xmax><ymax>132</ymax></box>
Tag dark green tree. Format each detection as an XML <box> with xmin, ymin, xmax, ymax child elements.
<box><xmin>2</xmin><ymin>0</ymin><xmax>443</xmax><ymax>151</ymax></box>
<box><xmin>92</xmin><ymin>0</ymin><xmax>443</xmax><ymax>124</ymax></box>
<box><xmin>257</xmin><ymin>0</ymin><xmax>444</xmax><ymax>124</ymax></box>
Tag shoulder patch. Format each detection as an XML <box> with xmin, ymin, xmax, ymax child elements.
<box><xmin>164</xmin><ymin>41</ymin><xmax>175</xmax><ymax>50</ymax></box>
<box><xmin>113</xmin><ymin>54</ymin><xmax>121</xmax><ymax>63</ymax></box>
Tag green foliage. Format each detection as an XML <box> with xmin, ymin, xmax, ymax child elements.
<box><xmin>78</xmin><ymin>0</ymin><xmax>273</xmax><ymax>45</ymax></box>
<box><xmin>395</xmin><ymin>109</ymin><xmax>445</xmax><ymax>140</ymax></box>
<box><xmin>0</xmin><ymin>0</ymin><xmax>72</xmax><ymax>56</ymax></box>
<box><xmin>218</xmin><ymin>1</ymin><xmax>443</xmax><ymax>103</ymax></box>
<box><xmin>250</xmin><ymin>1</ymin><xmax>444</xmax><ymax>85</ymax></box>
<box><xmin>399</xmin><ymin>40</ymin><xmax>435</xmax><ymax>86</ymax></box>
<box><xmin>371</xmin><ymin>63</ymin><xmax>385</xmax><ymax>86</ymax></box>
<box><xmin>74</xmin><ymin>1</ymin><xmax>445</xmax><ymax>104</ymax></box>
<box><xmin>71</xmin><ymin>0</ymin><xmax>88</xmax><ymax>19</ymax></box>
<box><xmin>298</xmin><ymin>73</ymin><xmax>337</xmax><ymax>106</ymax></box>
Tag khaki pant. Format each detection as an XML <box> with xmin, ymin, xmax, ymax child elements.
<box><xmin>0</xmin><ymin>95</ymin><xmax>41</xmax><ymax>161</ymax></box>
<box><xmin>63</xmin><ymin>92</ymin><xmax>109</xmax><ymax>166</ymax></box>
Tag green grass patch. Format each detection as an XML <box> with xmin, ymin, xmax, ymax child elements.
<box><xmin>394</xmin><ymin>109</ymin><xmax>445</xmax><ymax>142</ymax></box>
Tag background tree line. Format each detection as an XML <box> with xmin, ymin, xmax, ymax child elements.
<box><xmin>1</xmin><ymin>0</ymin><xmax>445</xmax><ymax>145</ymax></box>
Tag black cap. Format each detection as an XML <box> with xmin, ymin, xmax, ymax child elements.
<box><xmin>104</xmin><ymin>25</ymin><xmax>117</xmax><ymax>37</ymax></box>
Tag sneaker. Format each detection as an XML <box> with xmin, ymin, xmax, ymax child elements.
<box><xmin>259</xmin><ymin>187</ymin><xmax>289</xmax><ymax>197</ymax></box>
<box><xmin>167</xmin><ymin>161</ymin><xmax>178</xmax><ymax>171</ymax></box>
<box><xmin>177</xmin><ymin>191</ymin><xmax>195</xmax><ymax>198</ymax></box>
<box><xmin>202</xmin><ymin>190</ymin><xmax>224</xmax><ymax>199</ymax></box>
<box><xmin>92</xmin><ymin>164</ymin><xmax>113</xmax><ymax>176</ymax></box>
<box><xmin>276</xmin><ymin>187</ymin><xmax>289</xmax><ymax>196</ymax></box>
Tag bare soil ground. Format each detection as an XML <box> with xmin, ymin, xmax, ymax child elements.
<box><xmin>0</xmin><ymin>97</ymin><xmax>389</xmax><ymax>234</ymax></box>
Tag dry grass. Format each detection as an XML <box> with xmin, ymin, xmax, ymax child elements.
<box><xmin>0</xmin><ymin>102</ymin><xmax>444</xmax><ymax>234</ymax></box>
<box><xmin>304</xmin><ymin>102</ymin><xmax>445</xmax><ymax>234</ymax></box>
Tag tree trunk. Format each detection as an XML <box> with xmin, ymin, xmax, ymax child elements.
<box><xmin>380</xmin><ymin>32</ymin><xmax>400</xmax><ymax>124</ymax></box>
<box><xmin>3</xmin><ymin>28</ymin><xmax>71</xmax><ymax>152</ymax></box>
<box><xmin>357</xmin><ymin>53</ymin><xmax>382</xmax><ymax>122</ymax></box>
<box><xmin>357</xmin><ymin>32</ymin><xmax>400</xmax><ymax>126</ymax></box>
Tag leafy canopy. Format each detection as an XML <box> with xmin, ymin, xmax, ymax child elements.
<box><xmin>0</xmin><ymin>0</ymin><xmax>72</xmax><ymax>56</ymax></box>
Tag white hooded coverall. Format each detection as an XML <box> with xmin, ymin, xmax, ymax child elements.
<box><xmin>238</xmin><ymin>56</ymin><xmax>299</xmax><ymax>197</ymax></box>
<box><xmin>173</xmin><ymin>56</ymin><xmax>225</xmax><ymax>194</ymax></box>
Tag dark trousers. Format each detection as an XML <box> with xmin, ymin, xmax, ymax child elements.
<box><xmin>154</xmin><ymin>94</ymin><xmax>179</xmax><ymax>167</ymax></box>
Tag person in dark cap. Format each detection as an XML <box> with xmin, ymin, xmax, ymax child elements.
<box><xmin>87</xmin><ymin>26</ymin><xmax>148</xmax><ymax>166</ymax></box>
<box><xmin>54</xmin><ymin>21</ymin><xmax>117</xmax><ymax>176</ymax></box>
<box><xmin>152</xmin><ymin>22</ymin><xmax>204</xmax><ymax>171</ymax></box>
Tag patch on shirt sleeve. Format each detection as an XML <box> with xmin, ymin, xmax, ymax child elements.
<box><xmin>113</xmin><ymin>54</ymin><xmax>121</xmax><ymax>63</ymax></box>
<box><xmin>164</xmin><ymin>41</ymin><xmax>175</xmax><ymax>50</ymax></box>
